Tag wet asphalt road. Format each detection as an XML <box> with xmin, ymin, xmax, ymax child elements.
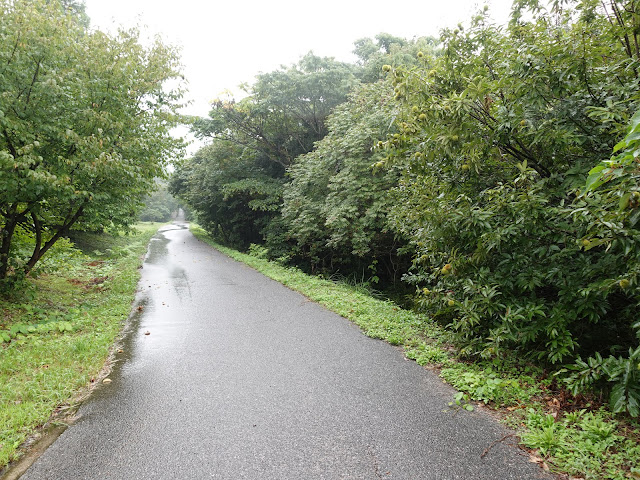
<box><xmin>20</xmin><ymin>222</ymin><xmax>551</xmax><ymax>480</ymax></box>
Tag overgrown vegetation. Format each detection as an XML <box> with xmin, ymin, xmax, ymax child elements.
<box><xmin>173</xmin><ymin>0</ymin><xmax>640</xmax><ymax>420</ymax></box>
<box><xmin>383</xmin><ymin>0</ymin><xmax>640</xmax><ymax>415</ymax></box>
<box><xmin>192</xmin><ymin>225</ymin><xmax>640</xmax><ymax>479</ymax></box>
<box><xmin>0</xmin><ymin>224</ymin><xmax>160</xmax><ymax>470</ymax></box>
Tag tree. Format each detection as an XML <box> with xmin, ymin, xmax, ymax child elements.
<box><xmin>271</xmin><ymin>36</ymin><xmax>437</xmax><ymax>284</ymax></box>
<box><xmin>177</xmin><ymin>53</ymin><xmax>357</xmax><ymax>249</ymax></box>
<box><xmin>58</xmin><ymin>0</ymin><xmax>89</xmax><ymax>27</ymax></box>
<box><xmin>353</xmin><ymin>34</ymin><xmax>438</xmax><ymax>83</ymax></box>
<box><xmin>139</xmin><ymin>182</ymin><xmax>179</xmax><ymax>223</ymax></box>
<box><xmin>194</xmin><ymin>53</ymin><xmax>358</xmax><ymax>168</ymax></box>
<box><xmin>0</xmin><ymin>0</ymin><xmax>184</xmax><ymax>282</ymax></box>
<box><xmin>170</xmin><ymin>141</ymin><xmax>283</xmax><ymax>249</ymax></box>
<box><xmin>280</xmin><ymin>81</ymin><xmax>410</xmax><ymax>284</ymax></box>
<box><xmin>383</xmin><ymin>0</ymin><xmax>640</xmax><ymax>364</ymax></box>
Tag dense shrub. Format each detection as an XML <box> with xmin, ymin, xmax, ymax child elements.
<box><xmin>382</xmin><ymin>0</ymin><xmax>640</xmax><ymax>413</ymax></box>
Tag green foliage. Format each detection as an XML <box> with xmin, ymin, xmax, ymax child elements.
<box><xmin>139</xmin><ymin>182</ymin><xmax>179</xmax><ymax>223</ymax></box>
<box><xmin>555</xmin><ymin>108</ymin><xmax>640</xmax><ymax>417</ymax></box>
<box><xmin>0</xmin><ymin>0</ymin><xmax>184</xmax><ymax>283</ymax></box>
<box><xmin>523</xmin><ymin>413</ymin><xmax>566</xmax><ymax>457</ymax></box>
<box><xmin>280</xmin><ymin>80</ymin><xmax>410</xmax><ymax>283</ymax></box>
<box><xmin>176</xmin><ymin>53</ymin><xmax>356</xmax><ymax>250</ymax></box>
<box><xmin>1</xmin><ymin>226</ymin><xmax>82</xmax><ymax>294</ymax></box>
<box><xmin>270</xmin><ymin>37</ymin><xmax>439</xmax><ymax>286</ymax></box>
<box><xmin>353</xmin><ymin>33</ymin><xmax>438</xmax><ymax>83</ymax></box>
<box><xmin>193</xmin><ymin>53</ymin><xmax>357</xmax><ymax>168</ymax></box>
<box><xmin>581</xmin><ymin>109</ymin><xmax>640</xmax><ymax>281</ymax></box>
<box><xmin>170</xmin><ymin>142</ymin><xmax>285</xmax><ymax>249</ymax></box>
<box><xmin>440</xmin><ymin>362</ymin><xmax>543</xmax><ymax>406</ymax></box>
<box><xmin>1</xmin><ymin>320</ymin><xmax>74</xmax><ymax>343</ymax></box>
<box><xmin>247</xmin><ymin>243</ymin><xmax>270</xmax><ymax>259</ymax></box>
<box><xmin>405</xmin><ymin>344</ymin><xmax>450</xmax><ymax>366</ymax></box>
<box><xmin>563</xmin><ymin>345</ymin><xmax>640</xmax><ymax>417</ymax></box>
<box><xmin>383</xmin><ymin>0</ymin><xmax>640</xmax><ymax>370</ymax></box>
<box><xmin>448</xmin><ymin>391</ymin><xmax>474</xmax><ymax>412</ymax></box>
<box><xmin>522</xmin><ymin>408</ymin><xmax>640</xmax><ymax>479</ymax></box>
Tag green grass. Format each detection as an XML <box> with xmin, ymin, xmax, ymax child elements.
<box><xmin>0</xmin><ymin>222</ymin><xmax>162</xmax><ymax>470</ymax></box>
<box><xmin>191</xmin><ymin>224</ymin><xmax>640</xmax><ymax>480</ymax></box>
<box><xmin>522</xmin><ymin>408</ymin><xmax>640</xmax><ymax>479</ymax></box>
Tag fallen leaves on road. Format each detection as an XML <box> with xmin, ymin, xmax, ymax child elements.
<box><xmin>528</xmin><ymin>455</ymin><xmax>550</xmax><ymax>472</ymax></box>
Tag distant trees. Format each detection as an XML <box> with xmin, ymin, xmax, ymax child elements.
<box><xmin>170</xmin><ymin>141</ymin><xmax>282</xmax><ymax>247</ymax></box>
<box><xmin>171</xmin><ymin>53</ymin><xmax>358</xmax><ymax>250</ymax></box>
<box><xmin>0</xmin><ymin>0</ymin><xmax>184</xmax><ymax>282</ymax></box>
<box><xmin>139</xmin><ymin>183</ymin><xmax>179</xmax><ymax>223</ymax></box>
<box><xmin>193</xmin><ymin>53</ymin><xmax>358</xmax><ymax>168</ymax></box>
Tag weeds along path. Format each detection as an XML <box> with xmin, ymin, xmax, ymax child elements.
<box><xmin>20</xmin><ymin>221</ymin><xmax>551</xmax><ymax>479</ymax></box>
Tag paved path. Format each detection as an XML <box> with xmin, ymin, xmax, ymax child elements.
<box><xmin>21</xmin><ymin>222</ymin><xmax>550</xmax><ymax>479</ymax></box>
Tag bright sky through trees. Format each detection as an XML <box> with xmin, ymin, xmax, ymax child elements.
<box><xmin>84</xmin><ymin>0</ymin><xmax>514</xmax><ymax>120</ymax></box>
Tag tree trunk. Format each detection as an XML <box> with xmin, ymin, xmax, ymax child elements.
<box><xmin>24</xmin><ymin>205</ymin><xmax>86</xmax><ymax>276</ymax></box>
<box><xmin>0</xmin><ymin>217</ymin><xmax>18</xmax><ymax>280</ymax></box>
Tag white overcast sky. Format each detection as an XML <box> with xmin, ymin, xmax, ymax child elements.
<box><xmin>83</xmin><ymin>0</ymin><xmax>514</xmax><ymax>153</ymax></box>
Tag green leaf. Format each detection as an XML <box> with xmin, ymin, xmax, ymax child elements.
<box><xmin>613</xmin><ymin>139</ymin><xmax>627</xmax><ymax>153</ymax></box>
<box><xmin>587</xmin><ymin>164</ymin><xmax>606</xmax><ymax>176</ymax></box>
<box><xmin>625</xmin><ymin>131</ymin><xmax>640</xmax><ymax>142</ymax></box>
<box><xmin>619</xmin><ymin>192</ymin><xmax>631</xmax><ymax>210</ymax></box>
<box><xmin>610</xmin><ymin>383</ymin><xmax>627</xmax><ymax>413</ymax></box>
<box><xmin>585</xmin><ymin>166</ymin><xmax>607</xmax><ymax>191</ymax></box>
<box><xmin>629</xmin><ymin>208</ymin><xmax>640</xmax><ymax>227</ymax></box>
<box><xmin>628</xmin><ymin>110</ymin><xmax>640</xmax><ymax>133</ymax></box>
<box><xmin>627</xmin><ymin>391</ymin><xmax>640</xmax><ymax>417</ymax></box>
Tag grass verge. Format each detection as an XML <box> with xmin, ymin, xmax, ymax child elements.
<box><xmin>191</xmin><ymin>224</ymin><xmax>640</xmax><ymax>480</ymax></box>
<box><xmin>0</xmin><ymin>223</ymin><xmax>162</xmax><ymax>471</ymax></box>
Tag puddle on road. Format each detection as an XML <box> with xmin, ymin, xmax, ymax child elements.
<box><xmin>144</xmin><ymin>233</ymin><xmax>170</xmax><ymax>265</ymax></box>
<box><xmin>145</xmin><ymin>223</ymin><xmax>188</xmax><ymax>265</ymax></box>
<box><xmin>142</xmin><ymin>226</ymin><xmax>192</xmax><ymax>298</ymax></box>
<box><xmin>158</xmin><ymin>222</ymin><xmax>188</xmax><ymax>233</ymax></box>
<box><xmin>0</xmin><ymin>222</ymin><xmax>190</xmax><ymax>480</ymax></box>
